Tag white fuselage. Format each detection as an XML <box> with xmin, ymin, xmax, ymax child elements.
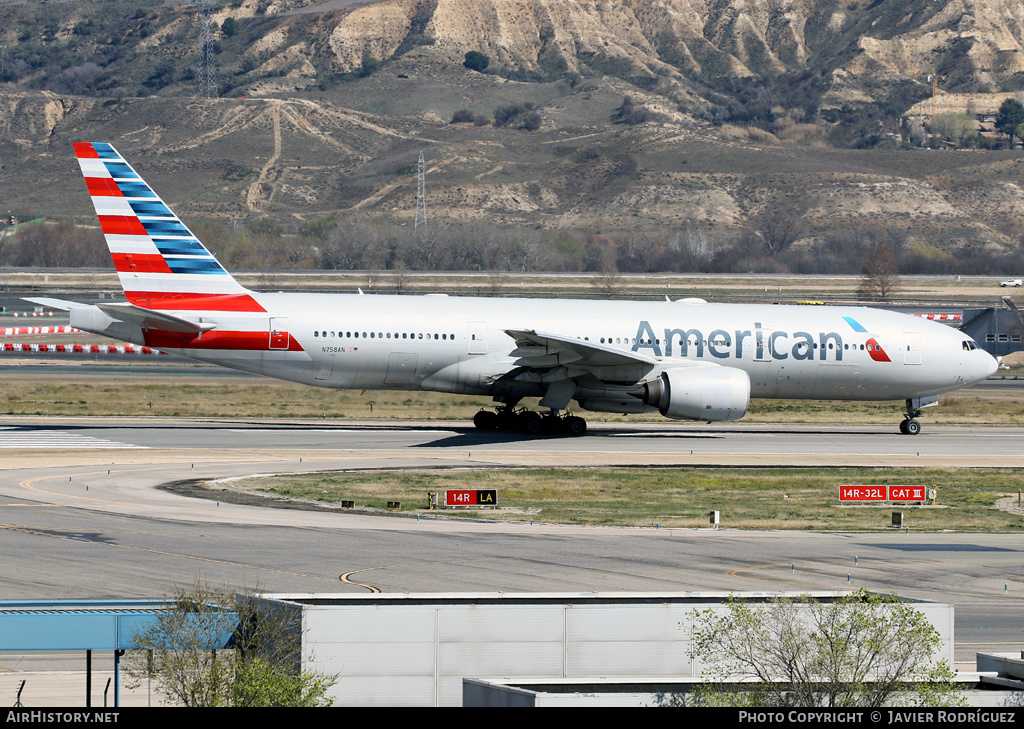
<box><xmin>78</xmin><ymin>293</ymin><xmax>996</xmax><ymax>407</ymax></box>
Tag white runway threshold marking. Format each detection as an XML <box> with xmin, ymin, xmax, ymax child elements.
<box><xmin>0</xmin><ymin>427</ymin><xmax>147</xmax><ymax>449</ymax></box>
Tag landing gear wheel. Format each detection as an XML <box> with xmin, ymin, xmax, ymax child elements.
<box><xmin>903</xmin><ymin>418</ymin><xmax>921</xmax><ymax>435</ymax></box>
<box><xmin>473</xmin><ymin>410</ymin><xmax>498</xmax><ymax>430</ymax></box>
<box><xmin>540</xmin><ymin>414</ymin><xmax>564</xmax><ymax>435</ymax></box>
<box><xmin>495</xmin><ymin>407</ymin><xmax>520</xmax><ymax>431</ymax></box>
<box><xmin>518</xmin><ymin>410</ymin><xmax>543</xmax><ymax>435</ymax></box>
<box><xmin>564</xmin><ymin>416</ymin><xmax>587</xmax><ymax>436</ymax></box>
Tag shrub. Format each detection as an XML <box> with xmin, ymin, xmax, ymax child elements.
<box><xmin>463</xmin><ymin>51</ymin><xmax>489</xmax><ymax>72</ymax></box>
<box><xmin>494</xmin><ymin>103</ymin><xmax>527</xmax><ymax>127</ymax></box>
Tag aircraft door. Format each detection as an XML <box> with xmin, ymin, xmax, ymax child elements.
<box><xmin>754</xmin><ymin>328</ymin><xmax>772</xmax><ymax>362</ymax></box>
<box><xmin>269</xmin><ymin>318</ymin><xmax>290</xmax><ymax>350</ymax></box>
<box><xmin>468</xmin><ymin>321</ymin><xmax>487</xmax><ymax>355</ymax></box>
<box><xmin>903</xmin><ymin>332</ymin><xmax>921</xmax><ymax>365</ymax></box>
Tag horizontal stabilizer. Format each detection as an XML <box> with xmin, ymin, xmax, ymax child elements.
<box><xmin>23</xmin><ymin>297</ymin><xmax>92</xmax><ymax>311</ymax></box>
<box><xmin>96</xmin><ymin>302</ymin><xmax>217</xmax><ymax>334</ymax></box>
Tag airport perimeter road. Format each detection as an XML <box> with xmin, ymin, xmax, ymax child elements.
<box><xmin>0</xmin><ymin>416</ymin><xmax>1022</xmax><ymax>663</ymax></box>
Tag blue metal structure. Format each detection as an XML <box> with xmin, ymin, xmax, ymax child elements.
<box><xmin>0</xmin><ymin>599</ymin><xmax>235</xmax><ymax>707</ymax></box>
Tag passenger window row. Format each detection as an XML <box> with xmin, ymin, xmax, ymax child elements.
<box><xmin>313</xmin><ymin>330</ymin><xmax>455</xmax><ymax>341</ymax></box>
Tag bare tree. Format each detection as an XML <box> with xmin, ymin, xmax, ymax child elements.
<box><xmin>857</xmin><ymin>244</ymin><xmax>901</xmax><ymax>299</ymax></box>
<box><xmin>590</xmin><ymin>260</ymin><xmax>623</xmax><ymax>296</ymax></box>
<box><xmin>750</xmin><ymin>205</ymin><xmax>804</xmax><ymax>258</ymax></box>
<box><xmin>486</xmin><ymin>269</ymin><xmax>504</xmax><ymax>296</ymax></box>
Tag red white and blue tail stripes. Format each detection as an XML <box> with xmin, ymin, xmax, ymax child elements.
<box><xmin>74</xmin><ymin>142</ymin><xmax>264</xmax><ymax>312</ymax></box>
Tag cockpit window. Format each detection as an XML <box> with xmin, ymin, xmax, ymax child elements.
<box><xmin>962</xmin><ymin>340</ymin><xmax>977</xmax><ymax>351</ymax></box>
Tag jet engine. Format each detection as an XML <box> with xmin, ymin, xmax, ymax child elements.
<box><xmin>635</xmin><ymin>365</ymin><xmax>750</xmax><ymax>422</ymax></box>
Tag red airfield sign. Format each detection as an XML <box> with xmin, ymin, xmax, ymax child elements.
<box><xmin>839</xmin><ymin>485</ymin><xmax>927</xmax><ymax>502</ymax></box>
<box><xmin>445</xmin><ymin>489</ymin><xmax>497</xmax><ymax>507</ymax></box>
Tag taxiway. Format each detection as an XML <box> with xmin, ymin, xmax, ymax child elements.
<box><xmin>0</xmin><ymin>417</ymin><xmax>1021</xmax><ymax>663</ymax></box>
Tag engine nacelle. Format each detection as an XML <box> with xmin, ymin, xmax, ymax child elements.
<box><xmin>576</xmin><ymin>398</ymin><xmax>658</xmax><ymax>415</ymax></box>
<box><xmin>639</xmin><ymin>365</ymin><xmax>750</xmax><ymax>422</ymax></box>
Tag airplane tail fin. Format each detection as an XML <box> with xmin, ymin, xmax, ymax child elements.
<box><xmin>73</xmin><ymin>142</ymin><xmax>263</xmax><ymax>313</ymax></box>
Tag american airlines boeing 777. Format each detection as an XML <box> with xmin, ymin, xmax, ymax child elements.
<box><xmin>32</xmin><ymin>143</ymin><xmax>998</xmax><ymax>436</ymax></box>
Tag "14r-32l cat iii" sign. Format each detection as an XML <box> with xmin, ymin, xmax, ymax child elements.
<box><xmin>839</xmin><ymin>485</ymin><xmax>927</xmax><ymax>502</ymax></box>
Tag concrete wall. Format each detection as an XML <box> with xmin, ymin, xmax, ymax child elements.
<box><xmin>260</xmin><ymin>592</ymin><xmax>954</xmax><ymax>707</ymax></box>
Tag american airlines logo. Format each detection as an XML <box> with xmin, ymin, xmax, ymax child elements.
<box><xmin>631</xmin><ymin>318</ymin><xmax>889</xmax><ymax>362</ymax></box>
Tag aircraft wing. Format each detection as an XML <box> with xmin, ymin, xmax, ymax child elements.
<box><xmin>505</xmin><ymin>329</ymin><xmax>657</xmax><ymax>369</ymax></box>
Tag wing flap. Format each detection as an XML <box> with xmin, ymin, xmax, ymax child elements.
<box><xmin>505</xmin><ymin>329</ymin><xmax>657</xmax><ymax>369</ymax></box>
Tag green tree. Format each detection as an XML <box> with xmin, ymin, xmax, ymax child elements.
<box><xmin>300</xmin><ymin>217</ymin><xmax>337</xmax><ymax>241</ymax></box>
<box><xmin>463</xmin><ymin>50</ymin><xmax>489</xmax><ymax>72</ymax></box>
<box><xmin>996</xmin><ymin>98</ymin><xmax>1024</xmax><ymax>148</ymax></box>
<box><xmin>928</xmin><ymin>113</ymin><xmax>977</xmax><ymax>148</ymax></box>
<box><xmin>674</xmin><ymin>590</ymin><xmax>964</xmax><ymax>707</ymax></box>
<box><xmin>221</xmin><ymin>17</ymin><xmax>239</xmax><ymax>38</ymax></box>
<box><xmin>126</xmin><ymin>583</ymin><xmax>336</xmax><ymax>707</ymax></box>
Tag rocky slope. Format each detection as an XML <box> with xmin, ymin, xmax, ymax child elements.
<box><xmin>227</xmin><ymin>0</ymin><xmax>1024</xmax><ymax>113</ymax></box>
<box><xmin>2</xmin><ymin>0</ymin><xmax>1024</xmax><ymax>258</ymax></box>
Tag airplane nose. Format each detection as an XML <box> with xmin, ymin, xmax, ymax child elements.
<box><xmin>985</xmin><ymin>352</ymin><xmax>999</xmax><ymax>378</ymax></box>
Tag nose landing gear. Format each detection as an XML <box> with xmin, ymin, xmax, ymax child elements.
<box><xmin>899</xmin><ymin>418</ymin><xmax>921</xmax><ymax>435</ymax></box>
<box><xmin>899</xmin><ymin>399</ymin><xmax>923</xmax><ymax>435</ymax></box>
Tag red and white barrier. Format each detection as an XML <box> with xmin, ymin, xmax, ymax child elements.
<box><xmin>0</xmin><ymin>343</ymin><xmax>166</xmax><ymax>355</ymax></box>
<box><xmin>2</xmin><ymin>326</ymin><xmax>81</xmax><ymax>336</ymax></box>
<box><xmin>914</xmin><ymin>313</ymin><xmax>962</xmax><ymax>322</ymax></box>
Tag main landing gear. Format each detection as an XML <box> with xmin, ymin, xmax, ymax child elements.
<box><xmin>899</xmin><ymin>399</ymin><xmax>923</xmax><ymax>436</ymax></box>
<box><xmin>473</xmin><ymin>406</ymin><xmax>587</xmax><ymax>436</ymax></box>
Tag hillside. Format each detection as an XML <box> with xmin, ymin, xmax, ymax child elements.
<box><xmin>2</xmin><ymin>0</ymin><xmax>1024</xmax><ymax>274</ymax></box>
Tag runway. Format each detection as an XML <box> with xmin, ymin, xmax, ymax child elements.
<box><xmin>1</xmin><ymin>416</ymin><xmax>1022</xmax><ymax>664</ymax></box>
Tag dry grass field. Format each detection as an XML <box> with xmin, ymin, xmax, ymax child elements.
<box><xmin>233</xmin><ymin>467</ymin><xmax>1024</xmax><ymax>531</ymax></box>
